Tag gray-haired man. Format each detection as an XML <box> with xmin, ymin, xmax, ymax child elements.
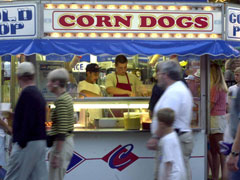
<box><xmin>147</xmin><ymin>61</ymin><xmax>194</xmax><ymax>180</ymax></box>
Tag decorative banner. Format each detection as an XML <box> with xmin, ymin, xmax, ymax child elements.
<box><xmin>44</xmin><ymin>10</ymin><xmax>222</xmax><ymax>34</ymax></box>
<box><xmin>0</xmin><ymin>4</ymin><xmax>37</xmax><ymax>39</ymax></box>
<box><xmin>227</xmin><ymin>7</ymin><xmax>240</xmax><ymax>40</ymax></box>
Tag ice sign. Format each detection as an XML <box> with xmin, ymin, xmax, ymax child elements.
<box><xmin>72</xmin><ymin>62</ymin><xmax>89</xmax><ymax>72</ymax></box>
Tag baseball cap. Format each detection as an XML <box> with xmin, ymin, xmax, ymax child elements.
<box><xmin>194</xmin><ymin>69</ymin><xmax>200</xmax><ymax>78</ymax></box>
<box><xmin>86</xmin><ymin>63</ymin><xmax>100</xmax><ymax>72</ymax></box>
<box><xmin>16</xmin><ymin>62</ymin><xmax>35</xmax><ymax>76</ymax></box>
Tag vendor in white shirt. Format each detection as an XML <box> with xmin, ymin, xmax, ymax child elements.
<box><xmin>78</xmin><ymin>63</ymin><xmax>102</xmax><ymax>98</ymax></box>
<box><xmin>78</xmin><ymin>63</ymin><xmax>102</xmax><ymax>127</ymax></box>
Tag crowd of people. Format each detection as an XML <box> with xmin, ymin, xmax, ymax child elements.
<box><xmin>0</xmin><ymin>54</ymin><xmax>149</xmax><ymax>180</ymax></box>
<box><xmin>0</xmin><ymin>62</ymin><xmax>74</xmax><ymax>180</ymax></box>
<box><xmin>147</xmin><ymin>61</ymin><xmax>193</xmax><ymax>180</ymax></box>
<box><xmin>1</xmin><ymin>56</ymin><xmax>240</xmax><ymax>180</ymax></box>
<box><xmin>146</xmin><ymin>59</ymin><xmax>240</xmax><ymax>180</ymax></box>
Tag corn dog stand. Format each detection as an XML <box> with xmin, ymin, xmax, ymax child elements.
<box><xmin>0</xmin><ymin>1</ymin><xmax>239</xmax><ymax>180</ymax></box>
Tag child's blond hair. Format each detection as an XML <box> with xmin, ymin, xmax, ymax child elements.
<box><xmin>157</xmin><ymin>108</ymin><xmax>175</xmax><ymax>127</ymax></box>
<box><xmin>234</xmin><ymin>67</ymin><xmax>240</xmax><ymax>74</ymax></box>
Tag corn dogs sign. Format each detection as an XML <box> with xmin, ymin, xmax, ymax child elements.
<box><xmin>44</xmin><ymin>10</ymin><xmax>221</xmax><ymax>34</ymax></box>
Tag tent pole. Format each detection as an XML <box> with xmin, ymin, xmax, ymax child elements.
<box><xmin>10</xmin><ymin>56</ymin><xmax>17</xmax><ymax>110</ymax></box>
<box><xmin>0</xmin><ymin>57</ymin><xmax>2</xmax><ymax>102</ymax></box>
<box><xmin>200</xmin><ymin>55</ymin><xmax>210</xmax><ymax>180</ymax></box>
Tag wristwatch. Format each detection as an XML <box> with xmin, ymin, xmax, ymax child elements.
<box><xmin>231</xmin><ymin>151</ymin><xmax>239</xmax><ymax>157</ymax></box>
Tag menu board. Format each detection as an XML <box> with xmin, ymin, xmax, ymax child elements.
<box><xmin>36</xmin><ymin>61</ymin><xmax>64</xmax><ymax>99</ymax></box>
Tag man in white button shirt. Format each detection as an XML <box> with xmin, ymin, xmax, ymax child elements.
<box><xmin>147</xmin><ymin>60</ymin><xmax>194</xmax><ymax>180</ymax></box>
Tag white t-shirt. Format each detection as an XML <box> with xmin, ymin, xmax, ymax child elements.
<box><xmin>78</xmin><ymin>80</ymin><xmax>102</xmax><ymax>124</ymax></box>
<box><xmin>151</xmin><ymin>81</ymin><xmax>193</xmax><ymax>134</ymax></box>
<box><xmin>229</xmin><ymin>84</ymin><xmax>238</xmax><ymax>96</ymax></box>
<box><xmin>158</xmin><ymin>131</ymin><xmax>186</xmax><ymax>180</ymax></box>
<box><xmin>105</xmin><ymin>72</ymin><xmax>142</xmax><ymax>95</ymax></box>
<box><xmin>78</xmin><ymin>80</ymin><xmax>101</xmax><ymax>96</ymax></box>
<box><xmin>228</xmin><ymin>84</ymin><xmax>239</xmax><ymax>103</ymax></box>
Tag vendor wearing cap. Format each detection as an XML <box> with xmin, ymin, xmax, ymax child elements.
<box><xmin>78</xmin><ymin>63</ymin><xmax>102</xmax><ymax>97</ymax></box>
<box><xmin>185</xmin><ymin>75</ymin><xmax>196</xmax><ymax>97</ymax></box>
<box><xmin>78</xmin><ymin>63</ymin><xmax>102</xmax><ymax>127</ymax></box>
<box><xmin>105</xmin><ymin>55</ymin><xmax>146</xmax><ymax>97</ymax></box>
<box><xmin>193</xmin><ymin>69</ymin><xmax>201</xmax><ymax>97</ymax></box>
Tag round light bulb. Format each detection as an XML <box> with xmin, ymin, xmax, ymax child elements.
<box><xmin>126</xmin><ymin>33</ymin><xmax>135</xmax><ymax>38</ymax></box>
<box><xmin>45</xmin><ymin>4</ymin><xmax>55</xmax><ymax>9</ymax></box>
<box><xmin>76</xmin><ymin>33</ymin><xmax>86</xmax><ymax>38</ymax></box>
<box><xmin>57</xmin><ymin>4</ymin><xmax>67</xmax><ymax>9</ymax></box>
<box><xmin>51</xmin><ymin>33</ymin><xmax>61</xmax><ymax>38</ymax></box>
<box><xmin>70</xmin><ymin>4</ymin><xmax>79</xmax><ymax>9</ymax></box>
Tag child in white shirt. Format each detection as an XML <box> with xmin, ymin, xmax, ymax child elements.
<box><xmin>155</xmin><ymin>108</ymin><xmax>186</xmax><ymax>180</ymax></box>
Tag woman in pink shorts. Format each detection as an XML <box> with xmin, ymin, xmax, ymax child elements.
<box><xmin>209</xmin><ymin>63</ymin><xmax>228</xmax><ymax>180</ymax></box>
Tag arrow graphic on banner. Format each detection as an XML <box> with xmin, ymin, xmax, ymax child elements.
<box><xmin>66</xmin><ymin>151</ymin><xmax>86</xmax><ymax>173</ymax></box>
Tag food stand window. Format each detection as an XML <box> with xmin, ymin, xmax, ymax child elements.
<box><xmin>34</xmin><ymin>53</ymin><xmax>202</xmax><ymax>130</ymax></box>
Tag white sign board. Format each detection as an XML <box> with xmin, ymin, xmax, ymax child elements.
<box><xmin>227</xmin><ymin>7</ymin><xmax>240</xmax><ymax>40</ymax></box>
<box><xmin>0</xmin><ymin>4</ymin><xmax>37</xmax><ymax>39</ymax></box>
<box><xmin>44</xmin><ymin>10</ymin><xmax>222</xmax><ymax>34</ymax></box>
<box><xmin>72</xmin><ymin>62</ymin><xmax>89</xmax><ymax>72</ymax></box>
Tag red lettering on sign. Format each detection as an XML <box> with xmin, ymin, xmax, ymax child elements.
<box><xmin>59</xmin><ymin>15</ymin><xmax>75</xmax><ymax>27</ymax></box>
<box><xmin>158</xmin><ymin>16</ymin><xmax>175</xmax><ymax>28</ymax></box>
<box><xmin>139</xmin><ymin>16</ymin><xmax>156</xmax><ymax>27</ymax></box>
<box><xmin>96</xmin><ymin>16</ymin><xmax>112</xmax><ymax>27</ymax></box>
<box><xmin>57</xmin><ymin>12</ymin><xmax>210</xmax><ymax>31</ymax></box>
<box><xmin>77</xmin><ymin>15</ymin><xmax>94</xmax><ymax>27</ymax></box>
<box><xmin>176</xmin><ymin>16</ymin><xmax>193</xmax><ymax>28</ymax></box>
<box><xmin>114</xmin><ymin>16</ymin><xmax>131</xmax><ymax>27</ymax></box>
<box><xmin>194</xmin><ymin>17</ymin><xmax>208</xmax><ymax>28</ymax></box>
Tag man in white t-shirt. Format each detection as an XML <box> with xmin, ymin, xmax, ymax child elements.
<box><xmin>147</xmin><ymin>61</ymin><xmax>193</xmax><ymax>180</ymax></box>
<box><xmin>228</xmin><ymin>67</ymin><xmax>240</xmax><ymax>105</ymax></box>
<box><xmin>224</xmin><ymin>67</ymin><xmax>240</xmax><ymax>144</ymax></box>
<box><xmin>78</xmin><ymin>63</ymin><xmax>102</xmax><ymax>126</ymax></box>
<box><xmin>78</xmin><ymin>63</ymin><xmax>102</xmax><ymax>98</ymax></box>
